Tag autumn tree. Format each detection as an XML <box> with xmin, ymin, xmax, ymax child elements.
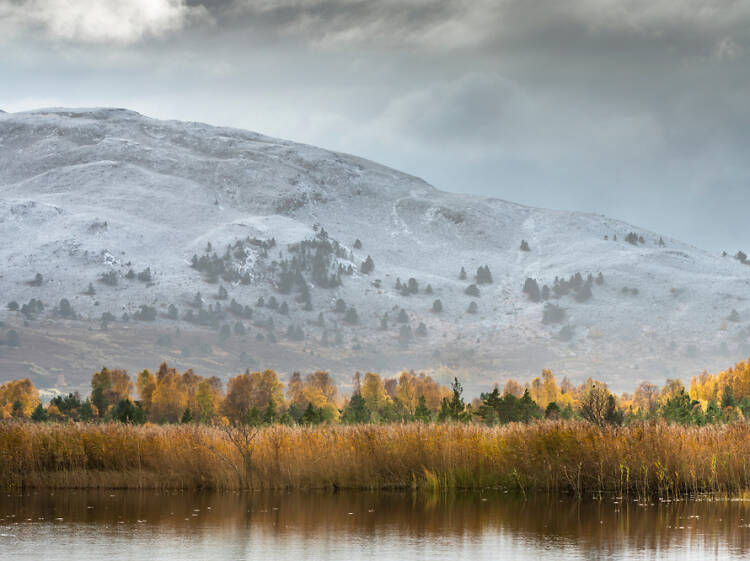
<box><xmin>91</xmin><ymin>368</ymin><xmax>133</xmax><ymax>417</ymax></box>
<box><xmin>196</xmin><ymin>377</ymin><xmax>223</xmax><ymax>422</ymax></box>
<box><xmin>136</xmin><ymin>369</ymin><xmax>156</xmax><ymax>412</ymax></box>
<box><xmin>502</xmin><ymin>379</ymin><xmax>524</xmax><ymax>398</ymax></box>
<box><xmin>361</xmin><ymin>372</ymin><xmax>389</xmax><ymax>415</ymax></box>
<box><xmin>529</xmin><ymin>369</ymin><xmax>560</xmax><ymax>409</ymax></box>
<box><xmin>222</xmin><ymin>370</ymin><xmax>284</xmax><ymax>423</ymax></box>
<box><xmin>632</xmin><ymin>381</ymin><xmax>659</xmax><ymax>416</ymax></box>
<box><xmin>150</xmin><ymin>364</ymin><xmax>187</xmax><ymax>423</ymax></box>
<box><xmin>579</xmin><ymin>382</ymin><xmax>621</xmax><ymax>426</ymax></box>
<box><xmin>0</xmin><ymin>378</ymin><xmax>40</xmax><ymax>418</ymax></box>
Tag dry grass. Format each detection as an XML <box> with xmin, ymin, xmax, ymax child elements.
<box><xmin>2</xmin><ymin>420</ymin><xmax>750</xmax><ymax>497</ymax></box>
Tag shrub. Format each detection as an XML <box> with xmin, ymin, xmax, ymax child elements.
<box><xmin>542</xmin><ymin>303</ymin><xmax>565</xmax><ymax>324</ymax></box>
<box><xmin>5</xmin><ymin>329</ymin><xmax>20</xmax><ymax>346</ymax></box>
<box><xmin>99</xmin><ymin>271</ymin><xmax>118</xmax><ymax>286</ymax></box>
<box><xmin>26</xmin><ymin>273</ymin><xmax>44</xmax><ymax>287</ymax></box>
<box><xmin>137</xmin><ymin>268</ymin><xmax>152</xmax><ymax>282</ymax></box>
<box><xmin>523</xmin><ymin>278</ymin><xmax>540</xmax><ymax>302</ymax></box>
<box><xmin>558</xmin><ymin>325</ymin><xmax>574</xmax><ymax>342</ymax></box>
<box><xmin>344</xmin><ymin>307</ymin><xmax>358</xmax><ymax>324</ymax></box>
<box><xmin>465</xmin><ymin>284</ymin><xmax>480</xmax><ymax>297</ymax></box>
<box><xmin>134</xmin><ymin>305</ymin><xmax>157</xmax><ymax>321</ymax></box>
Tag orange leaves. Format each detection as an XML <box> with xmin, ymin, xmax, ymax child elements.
<box><xmin>0</xmin><ymin>378</ymin><xmax>40</xmax><ymax>417</ymax></box>
<box><xmin>222</xmin><ymin>369</ymin><xmax>284</xmax><ymax>422</ymax></box>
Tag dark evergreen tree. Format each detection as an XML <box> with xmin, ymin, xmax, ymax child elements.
<box><xmin>344</xmin><ymin>307</ymin><xmax>358</xmax><ymax>324</ymax></box>
<box><xmin>407</xmin><ymin>278</ymin><xmax>419</xmax><ymax>294</ymax></box>
<box><xmin>438</xmin><ymin>377</ymin><xmax>468</xmax><ymax>422</ymax></box>
<box><xmin>342</xmin><ymin>393</ymin><xmax>370</xmax><ymax>423</ymax></box>
<box><xmin>475</xmin><ymin>265</ymin><xmax>493</xmax><ymax>284</ymax></box>
<box><xmin>545</xmin><ymin>401</ymin><xmax>561</xmax><ymax>420</ymax></box>
<box><xmin>112</xmin><ymin>399</ymin><xmax>145</xmax><ymax>424</ymax></box>
<box><xmin>523</xmin><ymin>278</ymin><xmax>540</xmax><ymax>302</ymax></box>
<box><xmin>300</xmin><ymin>402</ymin><xmax>323</xmax><ymax>425</ymax></box>
<box><xmin>181</xmin><ymin>407</ymin><xmax>193</xmax><ymax>424</ymax></box>
<box><xmin>414</xmin><ymin>395</ymin><xmax>432</xmax><ymax>422</ymax></box>
<box><xmin>31</xmin><ymin>403</ymin><xmax>48</xmax><ymax>422</ymax></box>
<box><xmin>360</xmin><ymin>255</ymin><xmax>375</xmax><ymax>274</ymax></box>
<box><xmin>398</xmin><ymin>325</ymin><xmax>412</xmax><ymax>348</ymax></box>
<box><xmin>262</xmin><ymin>399</ymin><xmax>277</xmax><ymax>425</ymax></box>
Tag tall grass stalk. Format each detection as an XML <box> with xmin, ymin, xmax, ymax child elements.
<box><xmin>2</xmin><ymin>420</ymin><xmax>750</xmax><ymax>496</ymax></box>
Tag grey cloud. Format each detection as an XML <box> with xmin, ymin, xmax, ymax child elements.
<box><xmin>188</xmin><ymin>0</ymin><xmax>750</xmax><ymax>55</ymax></box>
<box><xmin>0</xmin><ymin>0</ymin><xmax>208</xmax><ymax>44</ymax></box>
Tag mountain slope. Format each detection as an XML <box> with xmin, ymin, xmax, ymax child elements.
<box><xmin>0</xmin><ymin>107</ymin><xmax>748</xmax><ymax>394</ymax></box>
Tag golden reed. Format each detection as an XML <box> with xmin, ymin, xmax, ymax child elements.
<box><xmin>2</xmin><ymin>420</ymin><xmax>750</xmax><ymax>497</ymax></box>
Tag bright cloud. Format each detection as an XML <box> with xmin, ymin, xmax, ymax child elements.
<box><xmin>0</xmin><ymin>0</ymin><xmax>205</xmax><ymax>44</ymax></box>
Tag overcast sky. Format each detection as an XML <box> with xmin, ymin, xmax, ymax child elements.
<box><xmin>1</xmin><ymin>0</ymin><xmax>748</xmax><ymax>252</ymax></box>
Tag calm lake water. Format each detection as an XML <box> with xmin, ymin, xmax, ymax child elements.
<box><xmin>2</xmin><ymin>490</ymin><xmax>750</xmax><ymax>560</ymax></box>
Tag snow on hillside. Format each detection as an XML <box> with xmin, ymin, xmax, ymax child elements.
<box><xmin>0</xmin><ymin>107</ymin><xmax>748</xmax><ymax>392</ymax></box>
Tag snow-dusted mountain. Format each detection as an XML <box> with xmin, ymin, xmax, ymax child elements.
<box><xmin>0</xmin><ymin>107</ymin><xmax>748</xmax><ymax>394</ymax></box>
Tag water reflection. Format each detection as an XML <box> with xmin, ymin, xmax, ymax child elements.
<box><xmin>2</xmin><ymin>490</ymin><xmax>750</xmax><ymax>560</ymax></box>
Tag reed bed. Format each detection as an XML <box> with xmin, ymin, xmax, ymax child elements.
<box><xmin>2</xmin><ymin>421</ymin><xmax>750</xmax><ymax>497</ymax></box>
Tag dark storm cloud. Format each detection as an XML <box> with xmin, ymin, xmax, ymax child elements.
<box><xmin>1</xmin><ymin>0</ymin><xmax>749</xmax><ymax>251</ymax></box>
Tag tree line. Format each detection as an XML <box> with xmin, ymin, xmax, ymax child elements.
<box><xmin>3</xmin><ymin>356</ymin><xmax>750</xmax><ymax>427</ymax></box>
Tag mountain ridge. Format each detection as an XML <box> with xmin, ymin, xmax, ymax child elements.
<box><xmin>1</xmin><ymin>107</ymin><xmax>748</xmax><ymax>395</ymax></box>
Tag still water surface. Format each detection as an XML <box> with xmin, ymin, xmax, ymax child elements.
<box><xmin>2</xmin><ymin>490</ymin><xmax>750</xmax><ymax>560</ymax></box>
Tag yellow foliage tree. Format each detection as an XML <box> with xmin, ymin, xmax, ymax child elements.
<box><xmin>137</xmin><ymin>369</ymin><xmax>156</xmax><ymax>411</ymax></box>
<box><xmin>0</xmin><ymin>378</ymin><xmax>40</xmax><ymax>418</ymax></box>
<box><xmin>361</xmin><ymin>372</ymin><xmax>389</xmax><ymax>413</ymax></box>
